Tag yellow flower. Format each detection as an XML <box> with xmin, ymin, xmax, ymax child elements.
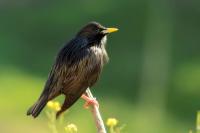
<box><xmin>65</xmin><ymin>123</ymin><xmax>78</xmax><ymax>133</ymax></box>
<box><xmin>106</xmin><ymin>118</ymin><xmax>118</xmax><ymax>127</ymax></box>
<box><xmin>54</xmin><ymin>101</ymin><xmax>61</xmax><ymax>111</ymax></box>
<box><xmin>47</xmin><ymin>101</ymin><xmax>61</xmax><ymax>111</ymax></box>
<box><xmin>47</xmin><ymin>101</ymin><xmax>54</xmax><ymax>108</ymax></box>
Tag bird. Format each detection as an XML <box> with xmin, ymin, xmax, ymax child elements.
<box><xmin>27</xmin><ymin>21</ymin><xmax>118</xmax><ymax>118</ymax></box>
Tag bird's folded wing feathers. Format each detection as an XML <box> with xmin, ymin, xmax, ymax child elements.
<box><xmin>41</xmin><ymin>37</ymin><xmax>90</xmax><ymax>99</ymax></box>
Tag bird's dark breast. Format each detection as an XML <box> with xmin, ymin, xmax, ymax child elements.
<box><xmin>60</xmin><ymin>44</ymin><xmax>108</xmax><ymax>96</ymax></box>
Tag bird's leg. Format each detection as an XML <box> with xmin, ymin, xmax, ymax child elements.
<box><xmin>81</xmin><ymin>94</ymin><xmax>99</xmax><ymax>109</ymax></box>
<box><xmin>56</xmin><ymin>97</ymin><xmax>68</xmax><ymax>119</ymax></box>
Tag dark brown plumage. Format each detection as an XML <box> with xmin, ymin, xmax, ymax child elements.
<box><xmin>27</xmin><ymin>22</ymin><xmax>118</xmax><ymax>118</ymax></box>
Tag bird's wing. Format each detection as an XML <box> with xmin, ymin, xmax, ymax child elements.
<box><xmin>26</xmin><ymin>62</ymin><xmax>63</xmax><ymax>118</ymax></box>
<box><xmin>41</xmin><ymin>37</ymin><xmax>89</xmax><ymax>100</ymax></box>
<box><xmin>27</xmin><ymin>37</ymin><xmax>90</xmax><ymax>118</ymax></box>
<box><xmin>39</xmin><ymin>63</ymin><xmax>62</xmax><ymax>100</ymax></box>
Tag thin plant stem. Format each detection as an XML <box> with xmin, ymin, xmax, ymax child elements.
<box><xmin>86</xmin><ymin>88</ymin><xmax>107</xmax><ymax>133</ymax></box>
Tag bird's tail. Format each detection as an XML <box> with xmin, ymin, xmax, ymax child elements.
<box><xmin>27</xmin><ymin>95</ymin><xmax>48</xmax><ymax>118</ymax></box>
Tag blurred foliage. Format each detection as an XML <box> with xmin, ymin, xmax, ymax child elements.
<box><xmin>0</xmin><ymin>0</ymin><xmax>200</xmax><ymax>133</ymax></box>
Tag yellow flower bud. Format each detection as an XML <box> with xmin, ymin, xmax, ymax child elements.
<box><xmin>54</xmin><ymin>102</ymin><xmax>61</xmax><ymax>111</ymax></box>
<box><xmin>65</xmin><ymin>123</ymin><xmax>78</xmax><ymax>133</ymax></box>
<box><xmin>106</xmin><ymin>118</ymin><xmax>118</xmax><ymax>127</ymax></box>
<box><xmin>47</xmin><ymin>101</ymin><xmax>61</xmax><ymax>111</ymax></box>
<box><xmin>47</xmin><ymin>101</ymin><xmax>54</xmax><ymax>109</ymax></box>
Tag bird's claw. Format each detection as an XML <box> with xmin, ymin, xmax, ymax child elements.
<box><xmin>84</xmin><ymin>97</ymin><xmax>99</xmax><ymax>109</ymax></box>
<box><xmin>81</xmin><ymin>94</ymin><xmax>99</xmax><ymax>109</ymax></box>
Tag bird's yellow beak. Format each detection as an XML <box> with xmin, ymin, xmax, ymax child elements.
<box><xmin>106</xmin><ymin>28</ymin><xmax>119</xmax><ymax>33</ymax></box>
<box><xmin>102</xmin><ymin>28</ymin><xmax>118</xmax><ymax>34</ymax></box>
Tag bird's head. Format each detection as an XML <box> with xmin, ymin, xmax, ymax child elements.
<box><xmin>76</xmin><ymin>22</ymin><xmax>118</xmax><ymax>44</ymax></box>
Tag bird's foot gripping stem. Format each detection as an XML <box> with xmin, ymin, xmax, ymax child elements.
<box><xmin>81</xmin><ymin>94</ymin><xmax>99</xmax><ymax>109</ymax></box>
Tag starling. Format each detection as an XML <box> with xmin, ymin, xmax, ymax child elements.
<box><xmin>27</xmin><ymin>22</ymin><xmax>118</xmax><ymax>118</ymax></box>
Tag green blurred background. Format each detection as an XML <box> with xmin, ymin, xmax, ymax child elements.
<box><xmin>0</xmin><ymin>0</ymin><xmax>200</xmax><ymax>133</ymax></box>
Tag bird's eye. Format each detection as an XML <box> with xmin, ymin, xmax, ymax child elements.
<box><xmin>96</xmin><ymin>28</ymin><xmax>101</xmax><ymax>33</ymax></box>
<box><xmin>98</xmin><ymin>28</ymin><xmax>105</xmax><ymax>34</ymax></box>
